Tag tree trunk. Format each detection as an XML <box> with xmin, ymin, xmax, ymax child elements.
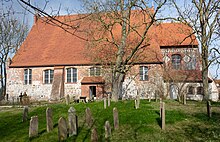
<box><xmin>112</xmin><ymin>73</ymin><xmax>125</xmax><ymax>102</ymax></box>
<box><xmin>202</xmin><ymin>47</ymin><xmax>209</xmax><ymax>101</ymax></box>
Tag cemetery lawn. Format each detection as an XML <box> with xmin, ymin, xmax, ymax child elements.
<box><xmin>0</xmin><ymin>100</ymin><xmax>220</xmax><ymax>142</ymax></box>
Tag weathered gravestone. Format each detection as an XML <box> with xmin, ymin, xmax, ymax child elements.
<box><xmin>29</xmin><ymin>116</ymin><xmax>38</xmax><ymax>138</ymax></box>
<box><xmin>105</xmin><ymin>121</ymin><xmax>111</xmax><ymax>139</ymax></box>
<box><xmin>91</xmin><ymin>128</ymin><xmax>98</xmax><ymax>142</ymax></box>
<box><xmin>68</xmin><ymin>107</ymin><xmax>77</xmax><ymax>136</ymax></box>
<box><xmin>113</xmin><ymin>107</ymin><xmax>119</xmax><ymax>130</ymax></box>
<box><xmin>22</xmin><ymin>106</ymin><xmax>28</xmax><ymax>122</ymax></box>
<box><xmin>207</xmin><ymin>101</ymin><xmax>212</xmax><ymax>118</ymax></box>
<box><xmin>135</xmin><ymin>96</ymin><xmax>140</xmax><ymax>109</ymax></box>
<box><xmin>85</xmin><ymin>107</ymin><xmax>93</xmax><ymax>127</ymax></box>
<box><xmin>58</xmin><ymin>117</ymin><xmax>67</xmax><ymax>141</ymax></box>
<box><xmin>104</xmin><ymin>98</ymin><xmax>107</xmax><ymax>109</ymax></box>
<box><xmin>66</xmin><ymin>94</ymin><xmax>70</xmax><ymax>105</ymax></box>
<box><xmin>46</xmin><ymin>107</ymin><xmax>53</xmax><ymax>132</ymax></box>
<box><xmin>162</xmin><ymin>102</ymin><xmax>165</xmax><ymax>130</ymax></box>
<box><xmin>108</xmin><ymin>94</ymin><xmax>110</xmax><ymax>107</ymax></box>
<box><xmin>159</xmin><ymin>98</ymin><xmax>162</xmax><ymax>118</ymax></box>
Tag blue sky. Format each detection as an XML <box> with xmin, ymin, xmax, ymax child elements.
<box><xmin>3</xmin><ymin>0</ymin><xmax>219</xmax><ymax>79</ymax></box>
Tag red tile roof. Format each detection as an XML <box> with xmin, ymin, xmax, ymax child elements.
<box><xmin>9</xmin><ymin>11</ymin><xmax>198</xmax><ymax>67</ymax></box>
<box><xmin>81</xmin><ymin>76</ymin><xmax>105</xmax><ymax>84</ymax></box>
<box><xmin>150</xmin><ymin>23</ymin><xmax>198</xmax><ymax>46</ymax></box>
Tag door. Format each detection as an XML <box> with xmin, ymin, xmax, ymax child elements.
<box><xmin>89</xmin><ymin>86</ymin><xmax>96</xmax><ymax>99</ymax></box>
<box><xmin>170</xmin><ymin>84</ymin><xmax>178</xmax><ymax>99</ymax></box>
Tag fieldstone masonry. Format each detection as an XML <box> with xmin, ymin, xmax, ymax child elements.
<box><xmin>68</xmin><ymin>107</ymin><xmax>77</xmax><ymax>136</ymax></box>
<box><xmin>29</xmin><ymin>116</ymin><xmax>38</xmax><ymax>138</ymax></box>
<box><xmin>46</xmin><ymin>107</ymin><xmax>53</xmax><ymax>132</ymax></box>
<box><xmin>58</xmin><ymin>117</ymin><xmax>67</xmax><ymax>141</ymax></box>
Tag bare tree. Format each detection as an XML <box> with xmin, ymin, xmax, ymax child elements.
<box><xmin>171</xmin><ymin>0</ymin><xmax>220</xmax><ymax>101</ymax></box>
<box><xmin>0</xmin><ymin>0</ymin><xmax>28</xmax><ymax>99</ymax></box>
<box><xmin>19</xmin><ymin>0</ymin><xmax>167</xmax><ymax>102</ymax></box>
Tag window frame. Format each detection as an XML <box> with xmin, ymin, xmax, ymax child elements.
<box><xmin>44</xmin><ymin>69</ymin><xmax>54</xmax><ymax>84</ymax></box>
<box><xmin>172</xmin><ymin>54</ymin><xmax>181</xmax><ymax>70</ymax></box>
<box><xmin>66</xmin><ymin>67</ymin><xmax>77</xmax><ymax>83</ymax></box>
<box><xmin>197</xmin><ymin>86</ymin><xmax>204</xmax><ymax>95</ymax></box>
<box><xmin>89</xmin><ymin>67</ymin><xmax>101</xmax><ymax>76</ymax></box>
<box><xmin>24</xmin><ymin>69</ymin><xmax>32</xmax><ymax>85</ymax></box>
<box><xmin>187</xmin><ymin>86</ymin><xmax>194</xmax><ymax>95</ymax></box>
<box><xmin>139</xmin><ymin>66</ymin><xmax>149</xmax><ymax>81</ymax></box>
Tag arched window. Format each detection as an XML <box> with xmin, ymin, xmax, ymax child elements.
<box><xmin>187</xmin><ymin>86</ymin><xmax>194</xmax><ymax>94</ymax></box>
<box><xmin>66</xmin><ymin>68</ymin><xmax>77</xmax><ymax>83</ymax></box>
<box><xmin>172</xmin><ymin>54</ymin><xmax>181</xmax><ymax>70</ymax></box>
<box><xmin>90</xmin><ymin>67</ymin><xmax>101</xmax><ymax>76</ymax></box>
<box><xmin>44</xmin><ymin>69</ymin><xmax>54</xmax><ymax>84</ymax></box>
<box><xmin>139</xmin><ymin>66</ymin><xmax>148</xmax><ymax>81</ymax></box>
<box><xmin>197</xmin><ymin>86</ymin><xmax>204</xmax><ymax>95</ymax></box>
<box><xmin>24</xmin><ymin>69</ymin><xmax>32</xmax><ymax>85</ymax></box>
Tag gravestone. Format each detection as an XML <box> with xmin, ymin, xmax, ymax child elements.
<box><xmin>160</xmin><ymin>98</ymin><xmax>162</xmax><ymax>118</ymax></box>
<box><xmin>108</xmin><ymin>94</ymin><xmax>110</xmax><ymax>107</ymax></box>
<box><xmin>162</xmin><ymin>102</ymin><xmax>165</xmax><ymax>130</ymax></box>
<box><xmin>68</xmin><ymin>107</ymin><xmax>77</xmax><ymax>136</ymax></box>
<box><xmin>86</xmin><ymin>107</ymin><xmax>93</xmax><ymax>127</ymax></box>
<box><xmin>104</xmin><ymin>98</ymin><xmax>107</xmax><ymax>109</ymax></box>
<box><xmin>46</xmin><ymin>107</ymin><xmax>53</xmax><ymax>132</ymax></box>
<box><xmin>207</xmin><ymin>101</ymin><xmax>212</xmax><ymax>118</ymax></box>
<box><xmin>22</xmin><ymin>106</ymin><xmax>28</xmax><ymax>122</ymax></box>
<box><xmin>66</xmin><ymin>94</ymin><xmax>70</xmax><ymax>105</ymax></box>
<box><xmin>91</xmin><ymin>128</ymin><xmax>98</xmax><ymax>142</ymax></box>
<box><xmin>105</xmin><ymin>121</ymin><xmax>111</xmax><ymax>139</ymax></box>
<box><xmin>137</xmin><ymin>95</ymin><xmax>140</xmax><ymax>109</ymax></box>
<box><xmin>58</xmin><ymin>117</ymin><xmax>67</xmax><ymax>141</ymax></box>
<box><xmin>29</xmin><ymin>116</ymin><xmax>38</xmax><ymax>138</ymax></box>
<box><xmin>113</xmin><ymin>107</ymin><xmax>119</xmax><ymax>130</ymax></box>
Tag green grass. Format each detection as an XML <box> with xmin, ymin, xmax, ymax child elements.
<box><xmin>0</xmin><ymin>100</ymin><xmax>220</xmax><ymax>142</ymax></box>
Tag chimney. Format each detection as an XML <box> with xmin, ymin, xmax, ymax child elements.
<box><xmin>34</xmin><ymin>10</ymin><xmax>41</xmax><ymax>23</ymax></box>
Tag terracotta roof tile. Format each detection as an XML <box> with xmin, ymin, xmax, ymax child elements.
<box><xmin>10</xmin><ymin>11</ymin><xmax>198</xmax><ymax>67</ymax></box>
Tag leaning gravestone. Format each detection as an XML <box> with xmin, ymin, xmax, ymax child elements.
<box><xmin>46</xmin><ymin>107</ymin><xmax>53</xmax><ymax>132</ymax></box>
<box><xmin>22</xmin><ymin>106</ymin><xmax>28</xmax><ymax>122</ymax></box>
<box><xmin>91</xmin><ymin>128</ymin><xmax>98</xmax><ymax>142</ymax></box>
<box><xmin>113</xmin><ymin>107</ymin><xmax>119</xmax><ymax>130</ymax></box>
<box><xmin>162</xmin><ymin>102</ymin><xmax>165</xmax><ymax>130</ymax></box>
<box><xmin>68</xmin><ymin>107</ymin><xmax>77</xmax><ymax>136</ymax></box>
<box><xmin>66</xmin><ymin>94</ymin><xmax>70</xmax><ymax>105</ymax></box>
<box><xmin>105</xmin><ymin>121</ymin><xmax>111</xmax><ymax>139</ymax></box>
<box><xmin>104</xmin><ymin>98</ymin><xmax>107</xmax><ymax>109</ymax></box>
<box><xmin>29</xmin><ymin>116</ymin><xmax>38</xmax><ymax>138</ymax></box>
<box><xmin>58</xmin><ymin>117</ymin><xmax>67</xmax><ymax>141</ymax></box>
<box><xmin>108</xmin><ymin>94</ymin><xmax>110</xmax><ymax>107</ymax></box>
<box><xmin>86</xmin><ymin>107</ymin><xmax>93</xmax><ymax>127</ymax></box>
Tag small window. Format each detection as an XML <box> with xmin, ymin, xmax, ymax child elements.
<box><xmin>44</xmin><ymin>69</ymin><xmax>54</xmax><ymax>84</ymax></box>
<box><xmin>186</xmin><ymin>56</ymin><xmax>196</xmax><ymax>70</ymax></box>
<box><xmin>197</xmin><ymin>86</ymin><xmax>204</xmax><ymax>95</ymax></box>
<box><xmin>139</xmin><ymin>66</ymin><xmax>148</xmax><ymax>81</ymax></box>
<box><xmin>66</xmin><ymin>68</ymin><xmax>77</xmax><ymax>83</ymax></box>
<box><xmin>90</xmin><ymin>67</ymin><xmax>101</xmax><ymax>76</ymax></box>
<box><xmin>187</xmin><ymin>86</ymin><xmax>194</xmax><ymax>94</ymax></box>
<box><xmin>24</xmin><ymin>69</ymin><xmax>32</xmax><ymax>85</ymax></box>
<box><xmin>172</xmin><ymin>54</ymin><xmax>181</xmax><ymax>70</ymax></box>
